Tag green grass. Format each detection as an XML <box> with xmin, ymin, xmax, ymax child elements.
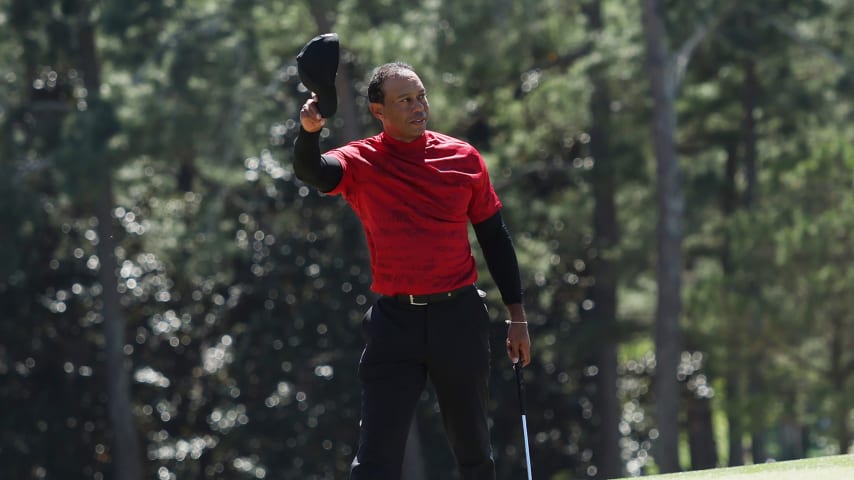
<box><xmin>612</xmin><ymin>454</ymin><xmax>854</xmax><ymax>480</ymax></box>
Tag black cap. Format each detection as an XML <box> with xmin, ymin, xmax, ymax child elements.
<box><xmin>297</xmin><ymin>33</ymin><xmax>339</xmax><ymax>118</ymax></box>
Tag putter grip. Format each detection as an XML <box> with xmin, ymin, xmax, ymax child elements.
<box><xmin>514</xmin><ymin>362</ymin><xmax>527</xmax><ymax>415</ymax></box>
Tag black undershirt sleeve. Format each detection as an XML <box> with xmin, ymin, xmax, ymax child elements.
<box><xmin>293</xmin><ymin>127</ymin><xmax>343</xmax><ymax>193</ymax></box>
<box><xmin>473</xmin><ymin>210</ymin><xmax>523</xmax><ymax>305</ymax></box>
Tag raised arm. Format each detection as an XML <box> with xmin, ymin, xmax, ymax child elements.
<box><xmin>293</xmin><ymin>94</ymin><xmax>343</xmax><ymax>192</ymax></box>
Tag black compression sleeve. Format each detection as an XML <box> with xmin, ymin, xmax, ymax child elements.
<box><xmin>293</xmin><ymin>127</ymin><xmax>343</xmax><ymax>192</ymax></box>
<box><xmin>473</xmin><ymin>210</ymin><xmax>523</xmax><ymax>305</ymax></box>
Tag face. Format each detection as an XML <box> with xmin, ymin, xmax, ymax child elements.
<box><xmin>369</xmin><ymin>71</ymin><xmax>429</xmax><ymax>142</ymax></box>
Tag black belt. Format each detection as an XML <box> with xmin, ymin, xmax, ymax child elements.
<box><xmin>390</xmin><ymin>285</ymin><xmax>474</xmax><ymax>306</ymax></box>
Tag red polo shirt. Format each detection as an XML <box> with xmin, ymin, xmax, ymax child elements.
<box><xmin>325</xmin><ymin>131</ymin><xmax>502</xmax><ymax>296</ymax></box>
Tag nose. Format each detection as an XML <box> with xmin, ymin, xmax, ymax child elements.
<box><xmin>413</xmin><ymin>98</ymin><xmax>427</xmax><ymax>112</ymax></box>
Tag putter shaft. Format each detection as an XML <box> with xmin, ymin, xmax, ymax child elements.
<box><xmin>514</xmin><ymin>362</ymin><xmax>534</xmax><ymax>480</ymax></box>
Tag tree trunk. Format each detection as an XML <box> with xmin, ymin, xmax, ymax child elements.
<box><xmin>309</xmin><ymin>1</ymin><xmax>361</xmax><ymax>142</ymax></box>
<box><xmin>77</xmin><ymin>4</ymin><xmax>143</xmax><ymax>479</ymax></box>
<box><xmin>740</xmin><ymin>55</ymin><xmax>768</xmax><ymax>465</ymax></box>
<box><xmin>830</xmin><ymin>315</ymin><xmax>851</xmax><ymax>454</ymax></box>
<box><xmin>725</xmin><ymin>368</ymin><xmax>745</xmax><ymax>466</ymax></box>
<box><xmin>335</xmin><ymin>56</ymin><xmax>363</xmax><ymax>142</ymax></box>
<box><xmin>720</xmin><ymin>143</ymin><xmax>745</xmax><ymax>467</ymax></box>
<box><xmin>686</xmin><ymin>395</ymin><xmax>718</xmax><ymax>470</ymax></box>
<box><xmin>641</xmin><ymin>0</ymin><xmax>684</xmax><ymax>473</ymax></box>
<box><xmin>97</xmin><ymin>188</ymin><xmax>143</xmax><ymax>480</ymax></box>
<box><xmin>582</xmin><ymin>1</ymin><xmax>621</xmax><ymax>477</ymax></box>
<box><xmin>741</xmin><ymin>58</ymin><xmax>758</xmax><ymax>211</ymax></box>
<box><xmin>778</xmin><ymin>389</ymin><xmax>805</xmax><ymax>460</ymax></box>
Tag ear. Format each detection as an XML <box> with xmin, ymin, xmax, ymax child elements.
<box><xmin>369</xmin><ymin>102</ymin><xmax>384</xmax><ymax>121</ymax></box>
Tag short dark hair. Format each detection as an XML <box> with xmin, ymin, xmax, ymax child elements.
<box><xmin>367</xmin><ymin>62</ymin><xmax>416</xmax><ymax>104</ymax></box>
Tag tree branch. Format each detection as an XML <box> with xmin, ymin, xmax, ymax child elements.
<box><xmin>669</xmin><ymin>1</ymin><xmax>740</xmax><ymax>91</ymax></box>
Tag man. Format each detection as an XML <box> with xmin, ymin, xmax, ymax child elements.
<box><xmin>294</xmin><ymin>61</ymin><xmax>531</xmax><ymax>480</ymax></box>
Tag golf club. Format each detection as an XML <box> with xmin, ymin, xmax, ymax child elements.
<box><xmin>514</xmin><ymin>361</ymin><xmax>533</xmax><ymax>480</ymax></box>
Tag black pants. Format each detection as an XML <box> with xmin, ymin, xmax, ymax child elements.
<box><xmin>349</xmin><ymin>286</ymin><xmax>495</xmax><ymax>480</ymax></box>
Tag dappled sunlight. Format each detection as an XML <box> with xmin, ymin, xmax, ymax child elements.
<box><xmin>208</xmin><ymin>405</ymin><xmax>248</xmax><ymax>433</ymax></box>
<box><xmin>134</xmin><ymin>366</ymin><xmax>171</xmax><ymax>388</ymax></box>
<box><xmin>202</xmin><ymin>335</ymin><xmax>234</xmax><ymax>374</ymax></box>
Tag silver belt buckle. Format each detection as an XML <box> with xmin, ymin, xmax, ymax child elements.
<box><xmin>409</xmin><ymin>295</ymin><xmax>428</xmax><ymax>306</ymax></box>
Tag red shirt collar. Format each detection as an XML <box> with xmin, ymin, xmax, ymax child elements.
<box><xmin>379</xmin><ymin>131</ymin><xmax>428</xmax><ymax>151</ymax></box>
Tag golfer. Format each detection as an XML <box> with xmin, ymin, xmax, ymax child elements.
<box><xmin>294</xmin><ymin>61</ymin><xmax>531</xmax><ymax>480</ymax></box>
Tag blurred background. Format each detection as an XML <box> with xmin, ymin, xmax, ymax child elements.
<box><xmin>1</xmin><ymin>0</ymin><xmax>852</xmax><ymax>479</ymax></box>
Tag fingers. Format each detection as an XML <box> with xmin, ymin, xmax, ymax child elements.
<box><xmin>514</xmin><ymin>342</ymin><xmax>531</xmax><ymax>367</ymax></box>
<box><xmin>300</xmin><ymin>100</ymin><xmax>323</xmax><ymax>121</ymax></box>
<box><xmin>506</xmin><ymin>341</ymin><xmax>518</xmax><ymax>365</ymax></box>
<box><xmin>506</xmin><ymin>344</ymin><xmax>531</xmax><ymax>367</ymax></box>
<box><xmin>506</xmin><ymin>326</ymin><xmax>532</xmax><ymax>367</ymax></box>
<box><xmin>299</xmin><ymin>95</ymin><xmax>326</xmax><ymax>132</ymax></box>
<box><xmin>519</xmin><ymin>345</ymin><xmax>531</xmax><ymax>367</ymax></box>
